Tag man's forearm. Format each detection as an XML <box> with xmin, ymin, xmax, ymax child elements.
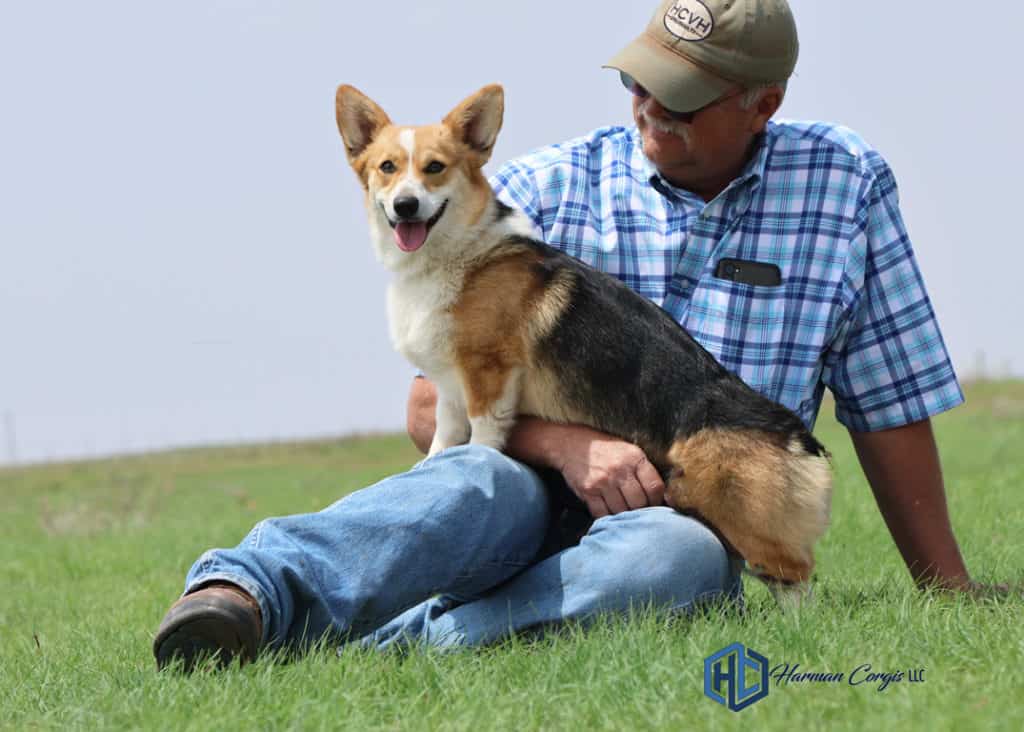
<box><xmin>849</xmin><ymin>419</ymin><xmax>971</xmax><ymax>589</ymax></box>
<box><xmin>504</xmin><ymin>417</ymin><xmax>574</xmax><ymax>471</ymax></box>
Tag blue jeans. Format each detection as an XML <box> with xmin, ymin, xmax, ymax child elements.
<box><xmin>184</xmin><ymin>445</ymin><xmax>743</xmax><ymax>650</ymax></box>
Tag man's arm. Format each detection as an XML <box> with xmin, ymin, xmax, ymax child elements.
<box><xmin>406</xmin><ymin>376</ymin><xmax>665</xmax><ymax>517</ymax></box>
<box><xmin>849</xmin><ymin>418</ymin><xmax>972</xmax><ymax>590</ymax></box>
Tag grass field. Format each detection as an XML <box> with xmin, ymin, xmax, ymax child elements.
<box><xmin>2</xmin><ymin>382</ymin><xmax>1022</xmax><ymax>730</ymax></box>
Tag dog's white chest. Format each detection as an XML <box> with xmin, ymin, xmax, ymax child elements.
<box><xmin>386</xmin><ymin>275</ymin><xmax>459</xmax><ymax>376</ymax></box>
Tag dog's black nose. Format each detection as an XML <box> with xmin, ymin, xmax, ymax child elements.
<box><xmin>393</xmin><ymin>196</ymin><xmax>419</xmax><ymax>219</ymax></box>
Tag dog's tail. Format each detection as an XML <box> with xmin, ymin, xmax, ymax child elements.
<box><xmin>665</xmin><ymin>427</ymin><xmax>832</xmax><ymax>602</ymax></box>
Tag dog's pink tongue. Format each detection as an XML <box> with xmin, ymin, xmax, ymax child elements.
<box><xmin>394</xmin><ymin>222</ymin><xmax>428</xmax><ymax>252</ymax></box>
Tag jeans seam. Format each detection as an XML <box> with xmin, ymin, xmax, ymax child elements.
<box><xmin>252</xmin><ymin>519</ymin><xmax>334</xmax><ymax>640</ymax></box>
<box><xmin>248</xmin><ymin>520</ymin><xmax>263</xmax><ymax>548</ymax></box>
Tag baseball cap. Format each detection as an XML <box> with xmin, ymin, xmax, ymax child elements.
<box><xmin>605</xmin><ymin>0</ymin><xmax>798</xmax><ymax>112</ymax></box>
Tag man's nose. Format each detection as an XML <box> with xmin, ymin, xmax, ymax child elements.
<box><xmin>646</xmin><ymin>97</ymin><xmax>674</xmax><ymax>119</ymax></box>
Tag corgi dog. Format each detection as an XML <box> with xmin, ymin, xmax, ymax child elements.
<box><xmin>334</xmin><ymin>83</ymin><xmax>832</xmax><ymax>606</ymax></box>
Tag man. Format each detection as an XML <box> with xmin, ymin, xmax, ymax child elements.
<box><xmin>154</xmin><ymin>0</ymin><xmax>988</xmax><ymax>671</ymax></box>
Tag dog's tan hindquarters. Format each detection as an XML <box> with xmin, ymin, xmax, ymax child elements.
<box><xmin>665</xmin><ymin>428</ymin><xmax>831</xmax><ymax>587</ymax></box>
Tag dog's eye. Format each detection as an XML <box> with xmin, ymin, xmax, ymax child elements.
<box><xmin>425</xmin><ymin>161</ymin><xmax>446</xmax><ymax>175</ymax></box>
<box><xmin>379</xmin><ymin>160</ymin><xmax>396</xmax><ymax>174</ymax></box>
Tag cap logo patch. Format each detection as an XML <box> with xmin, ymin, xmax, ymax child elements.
<box><xmin>664</xmin><ymin>0</ymin><xmax>714</xmax><ymax>42</ymax></box>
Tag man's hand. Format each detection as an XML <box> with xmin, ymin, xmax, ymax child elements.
<box><xmin>406</xmin><ymin>376</ymin><xmax>664</xmax><ymax>518</ymax></box>
<box><xmin>850</xmin><ymin>418</ymin><xmax>989</xmax><ymax>593</ymax></box>
<box><xmin>551</xmin><ymin>426</ymin><xmax>666</xmax><ymax>518</ymax></box>
<box><xmin>920</xmin><ymin>577</ymin><xmax>1021</xmax><ymax>599</ymax></box>
<box><xmin>501</xmin><ymin>415</ymin><xmax>666</xmax><ymax>518</ymax></box>
<box><xmin>959</xmin><ymin>581</ymin><xmax>1017</xmax><ymax>599</ymax></box>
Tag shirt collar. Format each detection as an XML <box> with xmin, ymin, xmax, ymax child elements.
<box><xmin>631</xmin><ymin>123</ymin><xmax>773</xmax><ymax>203</ymax></box>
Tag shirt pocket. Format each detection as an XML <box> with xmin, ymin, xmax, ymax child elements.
<box><xmin>682</xmin><ymin>276</ymin><xmax>789</xmax><ymax>398</ymax></box>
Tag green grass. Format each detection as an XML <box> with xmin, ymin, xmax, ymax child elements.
<box><xmin>2</xmin><ymin>383</ymin><xmax>1023</xmax><ymax>731</ymax></box>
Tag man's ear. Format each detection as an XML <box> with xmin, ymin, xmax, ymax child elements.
<box><xmin>335</xmin><ymin>85</ymin><xmax>392</xmax><ymax>161</ymax></box>
<box><xmin>443</xmin><ymin>84</ymin><xmax>504</xmax><ymax>164</ymax></box>
<box><xmin>749</xmin><ymin>85</ymin><xmax>783</xmax><ymax>134</ymax></box>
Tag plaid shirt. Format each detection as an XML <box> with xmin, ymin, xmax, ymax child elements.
<box><xmin>490</xmin><ymin>121</ymin><xmax>963</xmax><ymax>432</ymax></box>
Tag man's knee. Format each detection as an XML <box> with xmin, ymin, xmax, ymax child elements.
<box><xmin>587</xmin><ymin>507</ymin><xmax>737</xmax><ymax>605</ymax></box>
<box><xmin>427</xmin><ymin>442</ymin><xmax>539</xmax><ymax>490</ymax></box>
<box><xmin>372</xmin><ymin>444</ymin><xmax>552</xmax><ymax>528</ymax></box>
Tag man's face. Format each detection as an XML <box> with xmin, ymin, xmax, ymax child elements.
<box><xmin>632</xmin><ymin>87</ymin><xmax>771</xmax><ymax>195</ymax></box>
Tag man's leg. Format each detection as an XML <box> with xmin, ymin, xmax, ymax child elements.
<box><xmin>154</xmin><ymin>445</ymin><xmax>550</xmax><ymax>666</ymax></box>
<box><xmin>363</xmin><ymin>507</ymin><xmax>742</xmax><ymax>649</ymax></box>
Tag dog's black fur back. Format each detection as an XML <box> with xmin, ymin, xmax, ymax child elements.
<box><xmin>512</xmin><ymin>235</ymin><xmax>827</xmax><ymax>466</ymax></box>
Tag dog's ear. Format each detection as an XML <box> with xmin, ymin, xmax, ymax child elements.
<box><xmin>443</xmin><ymin>84</ymin><xmax>504</xmax><ymax>164</ymax></box>
<box><xmin>335</xmin><ymin>85</ymin><xmax>392</xmax><ymax>162</ymax></box>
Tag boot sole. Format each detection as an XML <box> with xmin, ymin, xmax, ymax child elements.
<box><xmin>154</xmin><ymin>593</ymin><xmax>260</xmax><ymax>672</ymax></box>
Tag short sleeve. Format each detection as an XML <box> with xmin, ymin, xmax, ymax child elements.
<box><xmin>822</xmin><ymin>156</ymin><xmax>964</xmax><ymax>431</ymax></box>
<box><xmin>489</xmin><ymin>160</ymin><xmax>544</xmax><ymax>239</ymax></box>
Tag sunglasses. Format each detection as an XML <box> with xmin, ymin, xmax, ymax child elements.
<box><xmin>620</xmin><ymin>71</ymin><xmax>743</xmax><ymax>124</ymax></box>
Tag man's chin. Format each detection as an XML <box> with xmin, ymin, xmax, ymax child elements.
<box><xmin>639</xmin><ymin>132</ymin><xmax>693</xmax><ymax>172</ymax></box>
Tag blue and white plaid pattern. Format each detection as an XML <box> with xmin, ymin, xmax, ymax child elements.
<box><xmin>490</xmin><ymin>121</ymin><xmax>963</xmax><ymax>431</ymax></box>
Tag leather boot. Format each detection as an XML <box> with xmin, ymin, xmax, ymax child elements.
<box><xmin>153</xmin><ymin>582</ymin><xmax>262</xmax><ymax>672</ymax></box>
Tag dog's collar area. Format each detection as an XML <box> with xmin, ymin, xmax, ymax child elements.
<box><xmin>382</xmin><ymin>199</ymin><xmax>449</xmax><ymax>230</ymax></box>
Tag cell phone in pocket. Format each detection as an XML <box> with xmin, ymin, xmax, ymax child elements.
<box><xmin>714</xmin><ymin>258</ymin><xmax>782</xmax><ymax>287</ymax></box>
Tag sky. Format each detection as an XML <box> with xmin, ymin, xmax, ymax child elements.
<box><xmin>2</xmin><ymin>0</ymin><xmax>1022</xmax><ymax>466</ymax></box>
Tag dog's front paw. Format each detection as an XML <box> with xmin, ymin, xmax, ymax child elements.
<box><xmin>427</xmin><ymin>434</ymin><xmax>468</xmax><ymax>458</ymax></box>
<box><xmin>467</xmin><ymin>434</ymin><xmax>508</xmax><ymax>452</ymax></box>
<box><xmin>466</xmin><ymin>415</ymin><xmax>513</xmax><ymax>452</ymax></box>
<box><xmin>426</xmin><ymin>439</ymin><xmax>451</xmax><ymax>458</ymax></box>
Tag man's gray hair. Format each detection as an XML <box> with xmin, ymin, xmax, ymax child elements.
<box><xmin>739</xmin><ymin>81</ymin><xmax>788</xmax><ymax>110</ymax></box>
